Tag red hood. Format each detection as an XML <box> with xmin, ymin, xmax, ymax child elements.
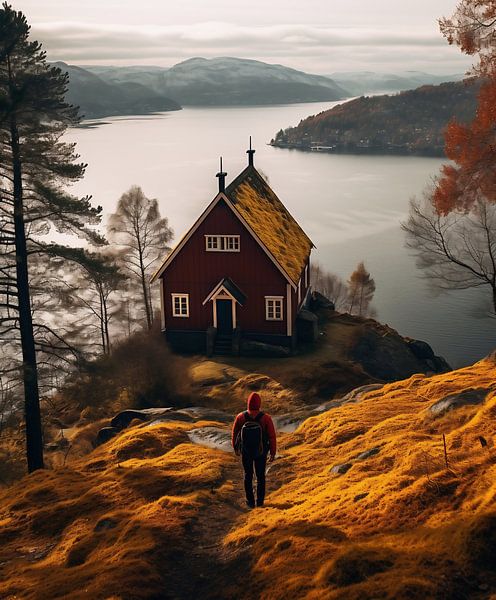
<box><xmin>247</xmin><ymin>392</ymin><xmax>261</xmax><ymax>413</ymax></box>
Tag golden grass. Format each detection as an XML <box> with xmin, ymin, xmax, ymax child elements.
<box><xmin>224</xmin><ymin>355</ymin><xmax>496</xmax><ymax>599</ymax></box>
<box><xmin>229</xmin><ymin>168</ymin><xmax>313</xmax><ymax>284</ymax></box>
<box><xmin>0</xmin><ymin>421</ymin><xmax>238</xmax><ymax>600</ymax></box>
<box><xmin>1</xmin><ymin>356</ymin><xmax>495</xmax><ymax>599</ymax></box>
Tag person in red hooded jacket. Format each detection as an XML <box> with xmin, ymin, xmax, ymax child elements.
<box><xmin>232</xmin><ymin>392</ymin><xmax>277</xmax><ymax>508</ymax></box>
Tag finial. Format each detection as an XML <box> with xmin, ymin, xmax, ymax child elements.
<box><xmin>246</xmin><ymin>136</ymin><xmax>255</xmax><ymax>167</ymax></box>
<box><xmin>216</xmin><ymin>156</ymin><xmax>227</xmax><ymax>193</ymax></box>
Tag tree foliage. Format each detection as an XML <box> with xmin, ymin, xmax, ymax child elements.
<box><xmin>348</xmin><ymin>262</ymin><xmax>376</xmax><ymax>318</ymax></box>
<box><xmin>0</xmin><ymin>3</ymin><xmax>103</xmax><ymax>471</ymax></box>
<box><xmin>108</xmin><ymin>186</ymin><xmax>172</xmax><ymax>329</ymax></box>
<box><xmin>440</xmin><ymin>0</ymin><xmax>496</xmax><ymax>76</ymax></box>
<box><xmin>272</xmin><ymin>81</ymin><xmax>478</xmax><ymax>157</ymax></box>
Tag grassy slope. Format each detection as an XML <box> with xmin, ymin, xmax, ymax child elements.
<box><xmin>1</xmin><ymin>356</ymin><xmax>495</xmax><ymax>599</ymax></box>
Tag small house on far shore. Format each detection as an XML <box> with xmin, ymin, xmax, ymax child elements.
<box><xmin>151</xmin><ymin>143</ymin><xmax>315</xmax><ymax>356</ymax></box>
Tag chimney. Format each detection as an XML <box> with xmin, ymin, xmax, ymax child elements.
<box><xmin>216</xmin><ymin>156</ymin><xmax>227</xmax><ymax>192</ymax></box>
<box><xmin>246</xmin><ymin>135</ymin><xmax>255</xmax><ymax>167</ymax></box>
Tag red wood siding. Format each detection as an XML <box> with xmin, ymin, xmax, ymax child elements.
<box><xmin>161</xmin><ymin>199</ymin><xmax>297</xmax><ymax>335</ymax></box>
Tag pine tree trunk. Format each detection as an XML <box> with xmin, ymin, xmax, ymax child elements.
<box><xmin>10</xmin><ymin>116</ymin><xmax>44</xmax><ymax>473</ymax></box>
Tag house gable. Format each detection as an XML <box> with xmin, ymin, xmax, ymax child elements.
<box><xmin>151</xmin><ymin>191</ymin><xmax>298</xmax><ymax>288</ymax></box>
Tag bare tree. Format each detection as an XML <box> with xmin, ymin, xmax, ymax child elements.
<box><xmin>55</xmin><ymin>249</ymin><xmax>127</xmax><ymax>355</ymax></box>
<box><xmin>108</xmin><ymin>186</ymin><xmax>173</xmax><ymax>329</ymax></box>
<box><xmin>348</xmin><ymin>262</ymin><xmax>376</xmax><ymax>317</ymax></box>
<box><xmin>402</xmin><ymin>192</ymin><xmax>496</xmax><ymax>312</ymax></box>
<box><xmin>310</xmin><ymin>263</ymin><xmax>349</xmax><ymax>310</ymax></box>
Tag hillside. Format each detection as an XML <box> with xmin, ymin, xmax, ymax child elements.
<box><xmin>86</xmin><ymin>57</ymin><xmax>349</xmax><ymax>106</ymax></box>
<box><xmin>329</xmin><ymin>71</ymin><xmax>464</xmax><ymax>96</ymax></box>
<box><xmin>0</xmin><ymin>349</ymin><xmax>495</xmax><ymax>598</ymax></box>
<box><xmin>271</xmin><ymin>79</ymin><xmax>479</xmax><ymax>156</ymax></box>
<box><xmin>54</xmin><ymin>62</ymin><xmax>181</xmax><ymax>119</ymax></box>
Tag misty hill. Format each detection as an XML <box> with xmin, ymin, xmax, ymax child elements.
<box><xmin>330</xmin><ymin>70</ymin><xmax>464</xmax><ymax>96</ymax></box>
<box><xmin>54</xmin><ymin>62</ymin><xmax>181</xmax><ymax>119</ymax></box>
<box><xmin>272</xmin><ymin>79</ymin><xmax>479</xmax><ymax>157</ymax></box>
<box><xmin>86</xmin><ymin>57</ymin><xmax>349</xmax><ymax>106</ymax></box>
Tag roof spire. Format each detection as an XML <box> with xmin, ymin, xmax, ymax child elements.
<box><xmin>246</xmin><ymin>135</ymin><xmax>255</xmax><ymax>167</ymax></box>
<box><xmin>216</xmin><ymin>156</ymin><xmax>227</xmax><ymax>193</ymax></box>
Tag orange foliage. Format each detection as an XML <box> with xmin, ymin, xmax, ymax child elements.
<box><xmin>440</xmin><ymin>0</ymin><xmax>496</xmax><ymax>77</ymax></box>
<box><xmin>434</xmin><ymin>78</ymin><xmax>496</xmax><ymax>213</ymax></box>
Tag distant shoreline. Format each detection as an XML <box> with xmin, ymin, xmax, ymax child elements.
<box><xmin>269</xmin><ymin>141</ymin><xmax>445</xmax><ymax>158</ymax></box>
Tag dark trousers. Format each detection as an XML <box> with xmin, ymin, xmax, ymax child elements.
<box><xmin>242</xmin><ymin>453</ymin><xmax>267</xmax><ymax>505</ymax></box>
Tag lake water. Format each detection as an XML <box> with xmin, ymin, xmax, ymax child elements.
<box><xmin>65</xmin><ymin>102</ymin><xmax>495</xmax><ymax>368</ymax></box>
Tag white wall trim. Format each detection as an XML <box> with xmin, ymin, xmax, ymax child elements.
<box><xmin>286</xmin><ymin>284</ymin><xmax>292</xmax><ymax>336</ymax></box>
<box><xmin>159</xmin><ymin>279</ymin><xmax>165</xmax><ymax>330</ymax></box>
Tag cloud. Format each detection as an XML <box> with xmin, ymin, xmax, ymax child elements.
<box><xmin>30</xmin><ymin>21</ymin><xmax>471</xmax><ymax>73</ymax></box>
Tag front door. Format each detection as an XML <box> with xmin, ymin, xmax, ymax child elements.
<box><xmin>216</xmin><ymin>299</ymin><xmax>233</xmax><ymax>334</ymax></box>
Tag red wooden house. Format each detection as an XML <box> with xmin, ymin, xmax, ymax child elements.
<box><xmin>151</xmin><ymin>146</ymin><xmax>314</xmax><ymax>355</ymax></box>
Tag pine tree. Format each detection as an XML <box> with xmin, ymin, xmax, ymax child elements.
<box><xmin>108</xmin><ymin>186</ymin><xmax>172</xmax><ymax>329</ymax></box>
<box><xmin>0</xmin><ymin>4</ymin><xmax>103</xmax><ymax>472</ymax></box>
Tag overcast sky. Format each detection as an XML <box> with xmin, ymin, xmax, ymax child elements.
<box><xmin>15</xmin><ymin>0</ymin><xmax>472</xmax><ymax>74</ymax></box>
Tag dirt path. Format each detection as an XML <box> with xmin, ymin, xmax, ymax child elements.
<box><xmin>165</xmin><ymin>450</ymin><xmax>253</xmax><ymax>599</ymax></box>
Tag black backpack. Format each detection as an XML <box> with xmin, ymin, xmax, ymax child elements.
<box><xmin>238</xmin><ymin>411</ymin><xmax>267</xmax><ymax>458</ymax></box>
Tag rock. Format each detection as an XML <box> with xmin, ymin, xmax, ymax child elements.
<box><xmin>353</xmin><ymin>492</ymin><xmax>369</xmax><ymax>502</ymax></box>
<box><xmin>330</xmin><ymin>462</ymin><xmax>352</xmax><ymax>475</ymax></box>
<box><xmin>429</xmin><ymin>388</ymin><xmax>489</xmax><ymax>415</ymax></box>
<box><xmin>174</xmin><ymin>407</ymin><xmax>231</xmax><ymax>423</ymax></box>
<box><xmin>187</xmin><ymin>427</ymin><xmax>232</xmax><ymax>452</ymax></box>
<box><xmin>273</xmin><ymin>412</ymin><xmax>308</xmax><ymax>433</ymax></box>
<box><xmin>240</xmin><ymin>340</ymin><xmax>291</xmax><ymax>358</ymax></box>
<box><xmin>315</xmin><ymin>384</ymin><xmax>384</xmax><ymax>412</ymax></box>
<box><xmin>356</xmin><ymin>447</ymin><xmax>381</xmax><ymax>460</ymax></box>
<box><xmin>407</xmin><ymin>339</ymin><xmax>435</xmax><ymax>360</ymax></box>
<box><xmin>94</xmin><ymin>518</ymin><xmax>118</xmax><ymax>532</ymax></box>
<box><xmin>310</xmin><ymin>291</ymin><xmax>335</xmax><ymax>311</ymax></box>
<box><xmin>352</xmin><ymin>329</ymin><xmax>451</xmax><ymax>381</ymax></box>
<box><xmin>110</xmin><ymin>408</ymin><xmax>175</xmax><ymax>430</ymax></box>
<box><xmin>95</xmin><ymin>427</ymin><xmax>120</xmax><ymax>446</ymax></box>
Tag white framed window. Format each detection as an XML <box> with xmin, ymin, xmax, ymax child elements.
<box><xmin>298</xmin><ymin>279</ymin><xmax>301</xmax><ymax>305</ymax></box>
<box><xmin>205</xmin><ymin>235</ymin><xmax>240</xmax><ymax>252</ymax></box>
<box><xmin>305</xmin><ymin>264</ymin><xmax>309</xmax><ymax>286</ymax></box>
<box><xmin>172</xmin><ymin>293</ymin><xmax>189</xmax><ymax>317</ymax></box>
<box><xmin>265</xmin><ymin>296</ymin><xmax>284</xmax><ymax>321</ymax></box>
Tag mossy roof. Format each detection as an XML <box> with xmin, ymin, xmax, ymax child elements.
<box><xmin>226</xmin><ymin>166</ymin><xmax>313</xmax><ymax>284</ymax></box>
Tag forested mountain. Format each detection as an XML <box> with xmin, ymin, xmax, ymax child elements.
<box><xmin>54</xmin><ymin>62</ymin><xmax>181</xmax><ymax>119</ymax></box>
<box><xmin>86</xmin><ymin>57</ymin><xmax>349</xmax><ymax>105</ymax></box>
<box><xmin>329</xmin><ymin>70</ymin><xmax>464</xmax><ymax>95</ymax></box>
<box><xmin>271</xmin><ymin>79</ymin><xmax>479</xmax><ymax>156</ymax></box>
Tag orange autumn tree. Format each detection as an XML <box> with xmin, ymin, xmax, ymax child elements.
<box><xmin>403</xmin><ymin>1</ymin><xmax>496</xmax><ymax>313</ymax></box>
<box><xmin>435</xmin><ymin>0</ymin><xmax>496</xmax><ymax>213</ymax></box>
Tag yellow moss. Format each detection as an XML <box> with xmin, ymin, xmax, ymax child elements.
<box><xmin>1</xmin><ymin>356</ymin><xmax>496</xmax><ymax>598</ymax></box>
<box><xmin>228</xmin><ymin>168</ymin><xmax>313</xmax><ymax>284</ymax></box>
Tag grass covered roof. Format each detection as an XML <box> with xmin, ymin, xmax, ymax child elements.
<box><xmin>226</xmin><ymin>166</ymin><xmax>313</xmax><ymax>284</ymax></box>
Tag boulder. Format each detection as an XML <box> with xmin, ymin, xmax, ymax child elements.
<box><xmin>310</xmin><ymin>291</ymin><xmax>335</xmax><ymax>311</ymax></box>
<box><xmin>95</xmin><ymin>426</ymin><xmax>120</xmax><ymax>446</ymax></box>
<box><xmin>429</xmin><ymin>388</ymin><xmax>489</xmax><ymax>415</ymax></box>
<box><xmin>240</xmin><ymin>340</ymin><xmax>291</xmax><ymax>358</ymax></box>
<box><xmin>187</xmin><ymin>427</ymin><xmax>232</xmax><ymax>452</ymax></box>
<box><xmin>352</xmin><ymin>329</ymin><xmax>451</xmax><ymax>381</ymax></box>
<box><xmin>356</xmin><ymin>447</ymin><xmax>381</xmax><ymax>460</ymax></box>
<box><xmin>110</xmin><ymin>408</ymin><xmax>175</xmax><ymax>430</ymax></box>
<box><xmin>407</xmin><ymin>339</ymin><xmax>435</xmax><ymax>360</ymax></box>
<box><xmin>330</xmin><ymin>462</ymin><xmax>352</xmax><ymax>475</ymax></box>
